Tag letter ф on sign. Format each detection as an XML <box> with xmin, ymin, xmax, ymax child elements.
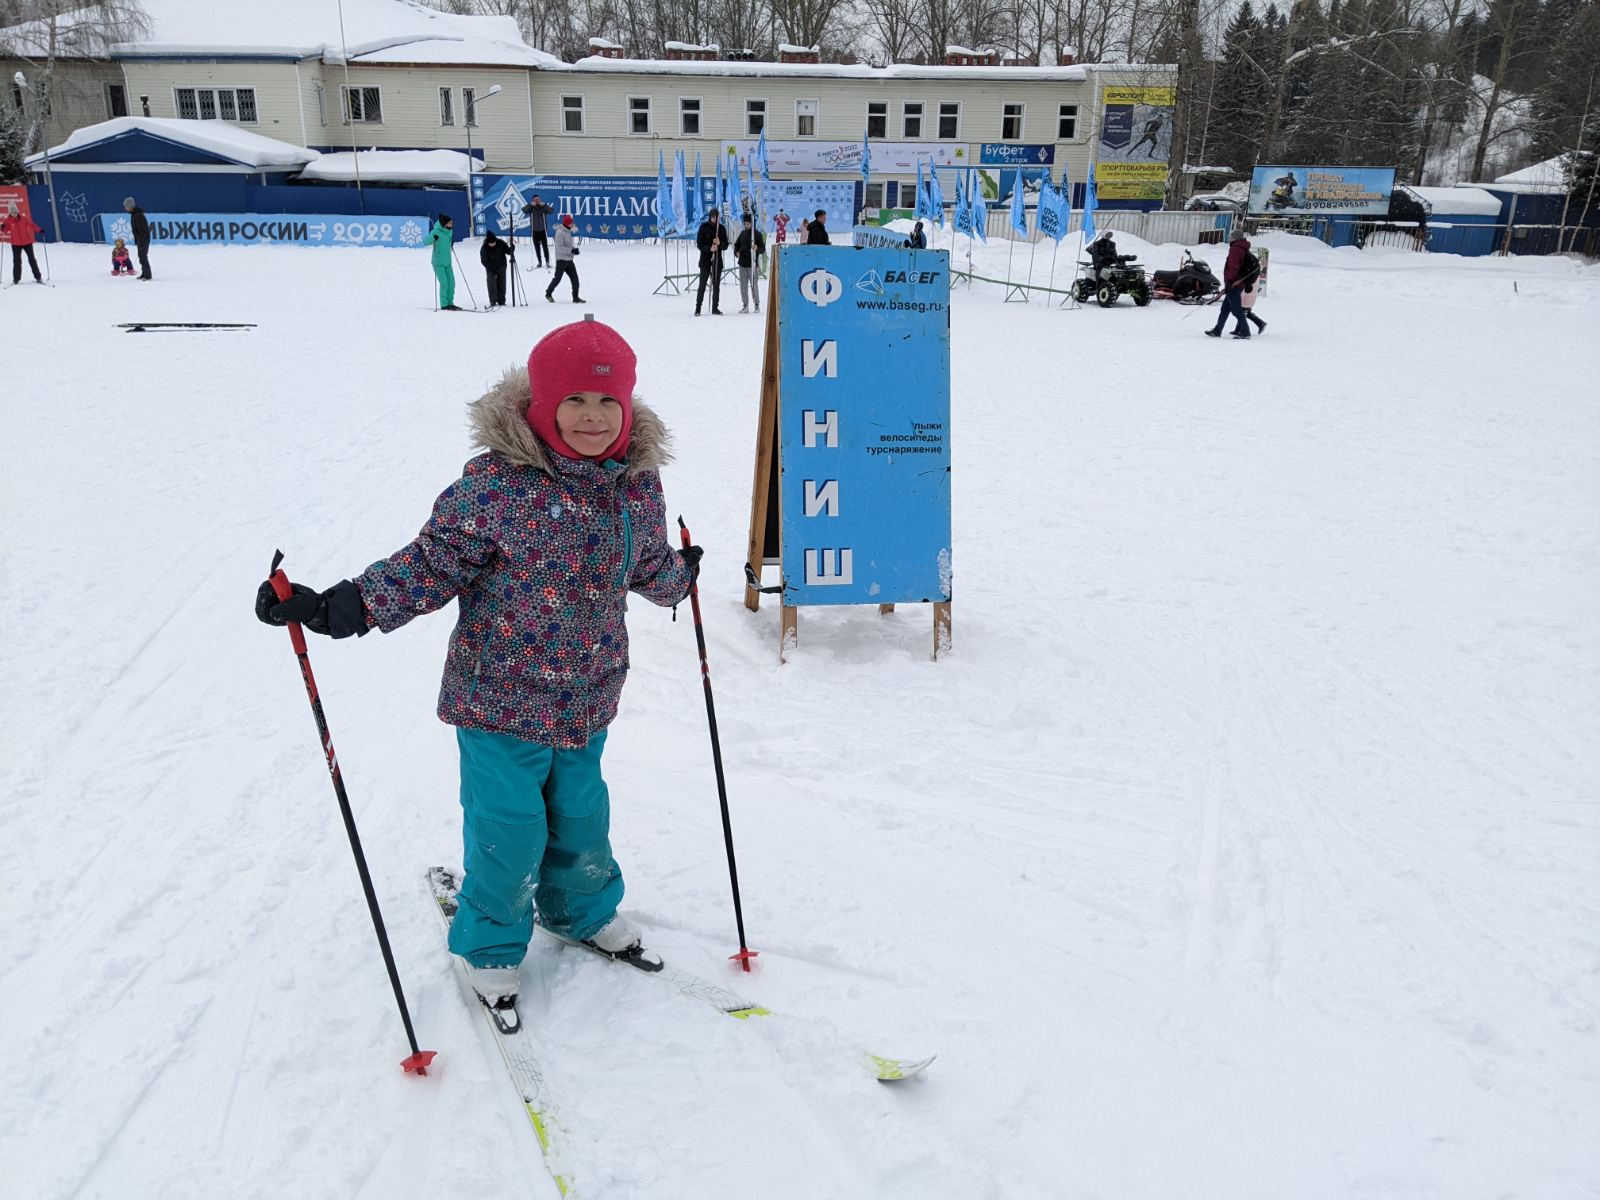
<box><xmin>798</xmin><ymin>268</ymin><xmax>843</xmax><ymax>307</ymax></box>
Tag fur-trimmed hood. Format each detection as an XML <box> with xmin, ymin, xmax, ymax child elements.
<box><xmin>469</xmin><ymin>365</ymin><xmax>672</xmax><ymax>476</ymax></box>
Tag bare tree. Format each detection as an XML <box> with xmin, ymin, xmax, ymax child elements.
<box><xmin>0</xmin><ymin>1</ymin><xmax>150</xmax><ymax>151</ymax></box>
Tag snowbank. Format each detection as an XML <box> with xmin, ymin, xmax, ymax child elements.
<box><xmin>28</xmin><ymin>117</ymin><xmax>318</xmax><ymax>170</ymax></box>
<box><xmin>299</xmin><ymin>149</ymin><xmax>472</xmax><ymax>187</ymax></box>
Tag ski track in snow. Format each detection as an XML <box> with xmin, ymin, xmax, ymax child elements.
<box><xmin>2</xmin><ymin>235</ymin><xmax>1597</xmax><ymax>1200</ymax></box>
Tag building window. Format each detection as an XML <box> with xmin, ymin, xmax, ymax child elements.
<box><xmin>628</xmin><ymin>95</ymin><xmax>651</xmax><ymax>135</ymax></box>
<box><xmin>175</xmin><ymin>86</ymin><xmax>258</xmax><ymax>124</ymax></box>
<box><xmin>864</xmin><ymin>181</ymin><xmax>885</xmax><ymax>209</ymax></box>
<box><xmin>1002</xmin><ymin>102</ymin><xmax>1023</xmax><ymax>140</ymax></box>
<box><xmin>866</xmin><ymin>100</ymin><xmax>887</xmax><ymax>139</ymax></box>
<box><xmin>465</xmin><ymin>86</ymin><xmax>481</xmax><ymax>127</ymax></box>
<box><xmin>105</xmin><ymin>82</ymin><xmax>128</xmax><ymax>118</ymax></box>
<box><xmin>938</xmin><ymin>102</ymin><xmax>959</xmax><ymax>140</ymax></box>
<box><xmin>1057</xmin><ymin>103</ymin><xmax>1078</xmax><ymax>140</ymax></box>
<box><xmin>316</xmin><ymin>84</ymin><xmax>326</xmax><ymax>126</ymax></box>
<box><xmin>902</xmin><ymin>101</ymin><xmax>923</xmax><ymax>139</ymax></box>
<box><xmin>745</xmin><ymin>98</ymin><xmax>766</xmax><ymax>135</ymax></box>
<box><xmin>10</xmin><ymin>82</ymin><xmax>22</xmax><ymax>112</ymax></box>
<box><xmin>679</xmin><ymin>96</ymin><xmax>702</xmax><ymax>136</ymax></box>
<box><xmin>561</xmin><ymin>94</ymin><xmax>584</xmax><ymax>134</ymax></box>
<box><xmin>341</xmin><ymin>86</ymin><xmax>382</xmax><ymax>124</ymax></box>
<box><xmin>439</xmin><ymin>86</ymin><xmax>454</xmax><ymax>126</ymax></box>
<box><xmin>795</xmin><ymin>98</ymin><xmax>818</xmax><ymax>138</ymax></box>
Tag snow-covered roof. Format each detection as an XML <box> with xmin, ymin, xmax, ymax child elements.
<box><xmin>27</xmin><ymin>117</ymin><xmax>318</xmax><ymax>170</ymax></box>
<box><xmin>564</xmin><ymin>55</ymin><xmax>1091</xmax><ymax>80</ymax></box>
<box><xmin>1493</xmin><ymin>156</ymin><xmax>1567</xmax><ymax>190</ymax></box>
<box><xmin>588</xmin><ymin>37</ymin><xmax>622</xmax><ymax>49</ymax></box>
<box><xmin>106</xmin><ymin>0</ymin><xmax>558</xmax><ymax>67</ymax></box>
<box><xmin>299</xmin><ymin>148</ymin><xmax>471</xmax><ymax>187</ymax></box>
<box><xmin>1403</xmin><ymin>185</ymin><xmax>1503</xmax><ymax>217</ymax></box>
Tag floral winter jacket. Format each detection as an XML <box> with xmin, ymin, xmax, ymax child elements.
<box><xmin>353</xmin><ymin>369</ymin><xmax>692</xmax><ymax>748</ymax></box>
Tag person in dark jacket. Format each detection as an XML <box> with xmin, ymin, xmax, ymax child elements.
<box><xmin>805</xmin><ymin>209</ymin><xmax>830</xmax><ymax>245</ymax></box>
<box><xmin>1</xmin><ymin>200</ymin><xmax>44</xmax><ymax>283</ymax></box>
<box><xmin>695</xmin><ymin>207</ymin><xmax>728</xmax><ymax>315</ymax></box>
<box><xmin>522</xmin><ymin>195</ymin><xmax>553</xmax><ymax>267</ymax></box>
<box><xmin>123</xmin><ymin>196</ymin><xmax>152</xmax><ymax>280</ymax></box>
<box><xmin>1088</xmin><ymin>229</ymin><xmax>1120</xmax><ymax>278</ymax></box>
<box><xmin>906</xmin><ymin>220</ymin><xmax>927</xmax><ymax>249</ymax></box>
<box><xmin>733</xmin><ymin>214</ymin><xmax>766</xmax><ymax>313</ymax></box>
<box><xmin>480</xmin><ymin>231</ymin><xmax>514</xmax><ymax>307</ymax></box>
<box><xmin>1206</xmin><ymin>230</ymin><xmax>1257</xmax><ymax>339</ymax></box>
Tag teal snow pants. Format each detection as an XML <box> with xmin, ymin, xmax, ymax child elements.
<box><xmin>434</xmin><ymin>261</ymin><xmax>455</xmax><ymax>309</ymax></box>
<box><xmin>448</xmin><ymin>727</ymin><xmax>624</xmax><ymax>968</ymax></box>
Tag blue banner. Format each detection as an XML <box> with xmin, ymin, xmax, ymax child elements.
<box><xmin>1248</xmin><ymin>165</ymin><xmax>1397</xmax><ymax>216</ymax></box>
<box><xmin>470</xmin><ymin>174</ymin><xmax>714</xmax><ymax>239</ymax></box>
<box><xmin>777</xmin><ymin>245</ymin><xmax>952</xmax><ymax>608</ymax></box>
<box><xmin>98</xmin><ymin>212</ymin><xmax>432</xmax><ymax>247</ymax></box>
<box><xmin>979</xmin><ymin>143</ymin><xmax>1055</xmax><ymax>166</ymax></box>
<box><xmin>754</xmin><ymin>179</ymin><xmax>856</xmax><ymax>240</ymax></box>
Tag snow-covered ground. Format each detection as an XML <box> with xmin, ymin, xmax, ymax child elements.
<box><xmin>2</xmin><ymin>233</ymin><xmax>1597</xmax><ymax>1200</ymax></box>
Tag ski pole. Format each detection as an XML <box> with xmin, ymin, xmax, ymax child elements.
<box><xmin>451</xmin><ymin>248</ymin><xmax>480</xmax><ymax>310</ymax></box>
<box><xmin>676</xmin><ymin>518</ymin><xmax>758</xmax><ymax>972</ymax></box>
<box><xmin>266</xmin><ymin>550</ymin><xmax>436</xmax><ymax>1076</ymax></box>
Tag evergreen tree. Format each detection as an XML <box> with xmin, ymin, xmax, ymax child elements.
<box><xmin>0</xmin><ymin>102</ymin><xmax>28</xmax><ymax>186</ymax></box>
<box><xmin>1209</xmin><ymin>0</ymin><xmax>1274</xmax><ymax>172</ymax></box>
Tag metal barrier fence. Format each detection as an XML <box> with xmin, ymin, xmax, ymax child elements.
<box><xmin>1247</xmin><ymin>214</ymin><xmax>1599</xmax><ymax>258</ymax></box>
<box><xmin>976</xmin><ymin>208</ymin><xmax>1229</xmax><ymax>245</ymax></box>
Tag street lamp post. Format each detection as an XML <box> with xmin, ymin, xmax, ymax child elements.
<box><xmin>13</xmin><ymin>71</ymin><xmax>62</xmax><ymax>244</ymax></box>
<box><xmin>464</xmin><ymin>84</ymin><xmax>503</xmax><ymax>236</ymax></box>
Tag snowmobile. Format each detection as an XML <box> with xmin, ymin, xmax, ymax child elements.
<box><xmin>1266</xmin><ymin>173</ymin><xmax>1299</xmax><ymax>210</ymax></box>
<box><xmin>1072</xmin><ymin>254</ymin><xmax>1151</xmax><ymax>307</ymax></box>
<box><xmin>1149</xmin><ymin>251</ymin><xmax>1220</xmax><ymax>303</ymax></box>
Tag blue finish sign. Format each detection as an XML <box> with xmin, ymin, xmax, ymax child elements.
<box><xmin>98</xmin><ymin>212</ymin><xmax>431</xmax><ymax>247</ymax></box>
<box><xmin>979</xmin><ymin>143</ymin><xmax>1056</xmax><ymax>166</ymax></box>
<box><xmin>777</xmin><ymin>245</ymin><xmax>952</xmax><ymax>607</ymax></box>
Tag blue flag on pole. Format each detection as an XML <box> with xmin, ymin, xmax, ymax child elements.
<box><xmin>928</xmin><ymin>163</ymin><xmax>945</xmax><ymax>228</ymax></box>
<box><xmin>914</xmin><ymin>158</ymin><xmax>926</xmax><ymax>222</ymax></box>
<box><xmin>1009</xmin><ymin>168</ymin><xmax>1028</xmax><ymax>237</ymax></box>
<box><xmin>1082</xmin><ymin>164</ymin><xmax>1099</xmax><ymax>244</ymax></box>
<box><xmin>1036</xmin><ymin>176</ymin><xmax>1060</xmax><ymax>242</ymax></box>
<box><xmin>656</xmin><ymin>151</ymin><xmax>673</xmax><ymax>236</ymax></box>
<box><xmin>953</xmin><ymin>170</ymin><xmax>968</xmax><ymax>234</ymax></box>
<box><xmin>672</xmin><ymin>150</ymin><xmax>688</xmax><ymax>234</ymax></box>
<box><xmin>690</xmin><ymin>152</ymin><xmax>704</xmax><ymax>227</ymax></box>
<box><xmin>969</xmin><ymin>170</ymin><xmax>987</xmax><ymax>242</ymax></box>
<box><xmin>755</xmin><ymin>127</ymin><xmax>770</xmax><ymax>182</ymax></box>
<box><xmin>861</xmin><ymin>129</ymin><xmax>872</xmax><ymax>184</ymax></box>
<box><xmin>715</xmin><ymin>152</ymin><xmax>725</xmax><ymax>216</ymax></box>
<box><xmin>729</xmin><ymin>151</ymin><xmax>743</xmax><ymax>220</ymax></box>
<box><xmin>747</xmin><ymin>158</ymin><xmax>759</xmax><ymax>226</ymax></box>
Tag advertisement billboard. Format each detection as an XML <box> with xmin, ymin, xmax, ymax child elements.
<box><xmin>471</xmin><ymin>174</ymin><xmax>679</xmax><ymax>239</ymax></box>
<box><xmin>725</xmin><ymin>140</ymin><xmax>969</xmax><ymax>175</ymax></box>
<box><xmin>978</xmin><ymin>144</ymin><xmax>1056</xmax><ymax>166</ymax></box>
<box><xmin>1097</xmin><ymin>85</ymin><xmax>1174</xmax><ymax>201</ymax></box>
<box><xmin>96</xmin><ymin>212</ymin><xmax>431</xmax><ymax>247</ymax></box>
<box><xmin>755</xmin><ymin>179</ymin><xmax>857</xmax><ymax>238</ymax></box>
<box><xmin>777</xmin><ymin>245</ymin><xmax>952</xmax><ymax>608</ymax></box>
<box><xmin>1247</xmin><ymin>166</ymin><xmax>1397</xmax><ymax>215</ymax></box>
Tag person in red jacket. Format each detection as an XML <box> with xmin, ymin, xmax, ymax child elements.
<box><xmin>1</xmin><ymin>200</ymin><xmax>44</xmax><ymax>284</ymax></box>
<box><xmin>1206</xmin><ymin>229</ymin><xmax>1258</xmax><ymax>340</ymax></box>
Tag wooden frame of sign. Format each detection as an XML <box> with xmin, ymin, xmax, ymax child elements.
<box><xmin>743</xmin><ymin>247</ymin><xmax>952</xmax><ymax>663</ymax></box>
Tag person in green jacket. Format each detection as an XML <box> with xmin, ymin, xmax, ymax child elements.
<box><xmin>429</xmin><ymin>214</ymin><xmax>460</xmax><ymax>311</ymax></box>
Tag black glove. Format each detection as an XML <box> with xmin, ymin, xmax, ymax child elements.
<box><xmin>678</xmin><ymin>544</ymin><xmax>703</xmax><ymax>582</ymax></box>
<box><xmin>572</xmin><ymin>246</ymin><xmax>581</xmax><ymax>256</ymax></box>
<box><xmin>255</xmin><ymin>578</ymin><xmax>368</xmax><ymax>639</ymax></box>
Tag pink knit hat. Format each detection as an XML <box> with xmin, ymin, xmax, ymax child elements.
<box><xmin>525</xmin><ymin>320</ymin><xmax>637</xmax><ymax>461</ymax></box>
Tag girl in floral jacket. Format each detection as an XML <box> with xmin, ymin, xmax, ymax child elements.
<box><xmin>257</xmin><ymin>321</ymin><xmax>699</xmax><ymax>1021</ymax></box>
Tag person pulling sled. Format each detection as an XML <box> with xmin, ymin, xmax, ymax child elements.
<box><xmin>255</xmin><ymin>320</ymin><xmax>702</xmax><ymax>1030</ymax></box>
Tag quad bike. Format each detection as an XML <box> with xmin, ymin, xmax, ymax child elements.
<box><xmin>1072</xmin><ymin>254</ymin><xmax>1151</xmax><ymax>307</ymax></box>
<box><xmin>1149</xmin><ymin>250</ymin><xmax>1220</xmax><ymax>303</ymax></box>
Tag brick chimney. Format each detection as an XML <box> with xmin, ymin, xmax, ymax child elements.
<box><xmin>664</xmin><ymin>40</ymin><xmax>719</xmax><ymax>62</ymax></box>
<box><xmin>944</xmin><ymin>45</ymin><xmax>998</xmax><ymax>67</ymax></box>
<box><xmin>778</xmin><ymin>43</ymin><xmax>821</xmax><ymax>64</ymax></box>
